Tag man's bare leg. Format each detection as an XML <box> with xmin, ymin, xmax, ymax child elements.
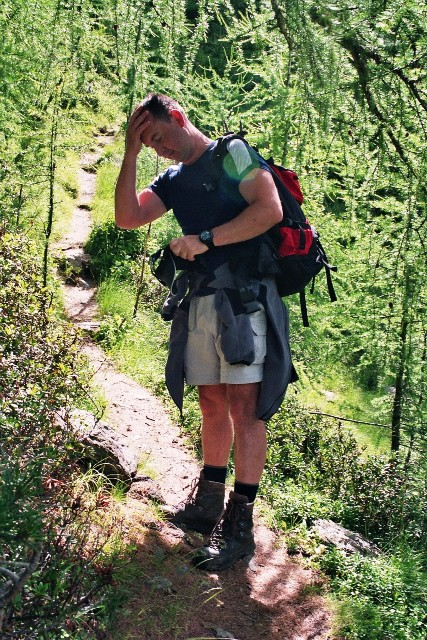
<box><xmin>197</xmin><ymin>382</ymin><xmax>266</xmax><ymax>484</ymax></box>
<box><xmin>198</xmin><ymin>384</ymin><xmax>234</xmax><ymax>467</ymax></box>
<box><xmin>226</xmin><ymin>382</ymin><xmax>266</xmax><ymax>485</ymax></box>
<box><xmin>164</xmin><ymin>382</ymin><xmax>230</xmax><ymax>533</ymax></box>
<box><xmin>192</xmin><ymin>381</ymin><xmax>264</xmax><ymax>570</ymax></box>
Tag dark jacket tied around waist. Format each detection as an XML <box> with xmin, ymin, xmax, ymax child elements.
<box><xmin>163</xmin><ymin>263</ymin><xmax>297</xmax><ymax>421</ymax></box>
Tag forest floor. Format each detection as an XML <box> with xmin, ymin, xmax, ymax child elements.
<box><xmin>57</xmin><ymin>130</ymin><xmax>334</xmax><ymax>640</ymax></box>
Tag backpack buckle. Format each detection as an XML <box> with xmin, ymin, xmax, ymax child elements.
<box><xmin>238</xmin><ymin>285</ymin><xmax>262</xmax><ymax>314</ymax></box>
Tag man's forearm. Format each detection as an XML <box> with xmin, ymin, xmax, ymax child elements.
<box><xmin>211</xmin><ymin>167</ymin><xmax>282</xmax><ymax>246</ymax></box>
<box><xmin>169</xmin><ymin>198</ymin><xmax>282</xmax><ymax>262</ymax></box>
<box><xmin>115</xmin><ymin>153</ymin><xmax>141</xmax><ymax>229</ymax></box>
<box><xmin>212</xmin><ymin>200</ymin><xmax>282</xmax><ymax>247</ymax></box>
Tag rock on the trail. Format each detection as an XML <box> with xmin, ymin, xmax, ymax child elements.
<box><xmin>127</xmin><ymin>476</ymin><xmax>166</xmax><ymax>504</ymax></box>
<box><xmin>146</xmin><ymin>576</ymin><xmax>173</xmax><ymax>594</ymax></box>
<box><xmin>313</xmin><ymin>518</ymin><xmax>381</xmax><ymax>556</ymax></box>
<box><xmin>57</xmin><ymin>408</ymin><xmax>138</xmax><ymax>482</ymax></box>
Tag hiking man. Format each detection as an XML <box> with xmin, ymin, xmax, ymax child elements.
<box><xmin>115</xmin><ymin>93</ymin><xmax>295</xmax><ymax>570</ymax></box>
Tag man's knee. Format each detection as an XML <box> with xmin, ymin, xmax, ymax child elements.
<box><xmin>198</xmin><ymin>384</ymin><xmax>229</xmax><ymax>419</ymax></box>
<box><xmin>226</xmin><ymin>383</ymin><xmax>260</xmax><ymax>425</ymax></box>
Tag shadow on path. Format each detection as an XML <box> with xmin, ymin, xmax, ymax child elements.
<box><xmin>108</xmin><ymin>503</ymin><xmax>330</xmax><ymax>640</ymax></box>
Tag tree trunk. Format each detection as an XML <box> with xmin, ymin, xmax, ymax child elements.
<box><xmin>390</xmin><ymin>207</ymin><xmax>415</xmax><ymax>452</ymax></box>
<box><xmin>390</xmin><ymin>313</ymin><xmax>408</xmax><ymax>452</ymax></box>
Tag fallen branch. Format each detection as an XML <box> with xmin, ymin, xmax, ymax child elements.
<box><xmin>308</xmin><ymin>410</ymin><xmax>390</xmax><ymax>429</ymax></box>
<box><xmin>0</xmin><ymin>544</ymin><xmax>42</xmax><ymax>631</ymax></box>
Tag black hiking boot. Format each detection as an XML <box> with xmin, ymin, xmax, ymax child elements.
<box><xmin>164</xmin><ymin>471</ymin><xmax>225</xmax><ymax>535</ymax></box>
<box><xmin>191</xmin><ymin>491</ymin><xmax>256</xmax><ymax>571</ymax></box>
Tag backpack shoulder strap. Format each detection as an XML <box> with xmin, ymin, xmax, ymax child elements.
<box><xmin>217</xmin><ymin>134</ymin><xmax>306</xmax><ymax>224</ymax></box>
<box><xmin>214</xmin><ymin>132</ymin><xmax>252</xmax><ymax>163</ymax></box>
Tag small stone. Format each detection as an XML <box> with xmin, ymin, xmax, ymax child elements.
<box><xmin>321</xmin><ymin>389</ymin><xmax>337</xmax><ymax>402</ymax></box>
<box><xmin>128</xmin><ymin>478</ymin><xmax>165</xmax><ymax>504</ymax></box>
<box><xmin>175</xmin><ymin>564</ymin><xmax>190</xmax><ymax>576</ymax></box>
<box><xmin>75</xmin><ymin>321</ymin><xmax>100</xmax><ymax>334</ymax></box>
<box><xmin>247</xmin><ymin>558</ymin><xmax>258</xmax><ymax>572</ymax></box>
<box><xmin>153</xmin><ymin>547</ymin><xmax>166</xmax><ymax>562</ymax></box>
<box><xmin>146</xmin><ymin>576</ymin><xmax>173</xmax><ymax>593</ymax></box>
<box><xmin>213</xmin><ymin>629</ymin><xmax>236</xmax><ymax>639</ymax></box>
<box><xmin>76</xmin><ymin>277</ymin><xmax>91</xmax><ymax>289</ymax></box>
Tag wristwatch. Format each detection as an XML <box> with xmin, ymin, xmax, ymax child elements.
<box><xmin>198</xmin><ymin>229</ymin><xmax>215</xmax><ymax>249</ymax></box>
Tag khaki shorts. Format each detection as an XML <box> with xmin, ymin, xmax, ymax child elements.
<box><xmin>184</xmin><ymin>294</ymin><xmax>267</xmax><ymax>385</ymax></box>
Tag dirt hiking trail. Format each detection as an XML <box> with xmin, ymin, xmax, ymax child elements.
<box><xmin>58</xmin><ymin>130</ymin><xmax>333</xmax><ymax>640</ymax></box>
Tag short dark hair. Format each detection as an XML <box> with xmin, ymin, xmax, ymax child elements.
<box><xmin>139</xmin><ymin>93</ymin><xmax>184</xmax><ymax>121</ymax></box>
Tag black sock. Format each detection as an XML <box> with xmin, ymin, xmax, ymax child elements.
<box><xmin>203</xmin><ymin>465</ymin><xmax>227</xmax><ymax>484</ymax></box>
<box><xmin>233</xmin><ymin>481</ymin><xmax>259</xmax><ymax>503</ymax></box>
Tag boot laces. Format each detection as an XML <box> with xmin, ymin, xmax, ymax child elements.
<box><xmin>209</xmin><ymin>502</ymin><xmax>240</xmax><ymax>549</ymax></box>
<box><xmin>181</xmin><ymin>476</ymin><xmax>200</xmax><ymax>508</ymax></box>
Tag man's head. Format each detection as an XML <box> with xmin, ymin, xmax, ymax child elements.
<box><xmin>137</xmin><ymin>93</ymin><xmax>196</xmax><ymax>163</ymax></box>
<box><xmin>139</xmin><ymin>93</ymin><xmax>186</xmax><ymax>123</ymax></box>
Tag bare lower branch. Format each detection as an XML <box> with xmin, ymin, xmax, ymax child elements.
<box><xmin>0</xmin><ymin>544</ymin><xmax>42</xmax><ymax>625</ymax></box>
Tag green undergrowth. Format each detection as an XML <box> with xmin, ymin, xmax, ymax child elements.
<box><xmin>0</xmin><ymin>231</ymin><xmax>132</xmax><ymax>638</ymax></box>
<box><xmin>52</xmin><ymin>150</ymin><xmax>81</xmax><ymax>241</ymax></box>
<box><xmin>95</xmin><ymin>278</ymin><xmax>170</xmax><ymax>393</ymax></box>
<box><xmin>89</xmin><ymin>141</ymin><xmax>124</xmax><ymax>227</ymax></box>
<box><xmin>293</xmin><ymin>364</ymin><xmax>392</xmax><ymax>454</ymax></box>
<box><xmin>321</xmin><ymin>546</ymin><xmax>427</xmax><ymax>640</ymax></box>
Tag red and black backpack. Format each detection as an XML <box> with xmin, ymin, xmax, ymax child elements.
<box><xmin>216</xmin><ymin>133</ymin><xmax>337</xmax><ymax>326</ymax></box>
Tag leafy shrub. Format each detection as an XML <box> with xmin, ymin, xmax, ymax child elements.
<box><xmin>265</xmin><ymin>396</ymin><xmax>427</xmax><ymax>546</ymax></box>
<box><xmin>260</xmin><ymin>477</ymin><xmax>340</xmax><ymax>527</ymax></box>
<box><xmin>336</xmin><ymin>456</ymin><xmax>425</xmax><ymax>543</ymax></box>
<box><xmin>95</xmin><ymin>313</ymin><xmax>131</xmax><ymax>349</ymax></box>
<box><xmin>320</xmin><ymin>548</ymin><xmax>427</xmax><ymax>640</ymax></box>
<box><xmin>0</xmin><ymin>456</ymin><xmax>43</xmax><ymax>547</ymax></box>
<box><xmin>266</xmin><ymin>396</ymin><xmax>360</xmax><ymax>488</ymax></box>
<box><xmin>0</xmin><ymin>231</ymin><xmax>124</xmax><ymax>638</ymax></box>
<box><xmin>0</xmin><ymin>233</ymin><xmax>80</xmax><ymax>452</ymax></box>
<box><xmin>84</xmin><ymin>220</ymin><xmax>146</xmax><ymax>281</ymax></box>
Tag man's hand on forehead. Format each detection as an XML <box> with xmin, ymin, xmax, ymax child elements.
<box><xmin>125</xmin><ymin>105</ymin><xmax>152</xmax><ymax>154</ymax></box>
<box><xmin>134</xmin><ymin>106</ymin><xmax>152</xmax><ymax>143</ymax></box>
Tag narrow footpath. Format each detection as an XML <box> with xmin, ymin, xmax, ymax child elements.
<box><xmin>58</xmin><ymin>130</ymin><xmax>333</xmax><ymax>640</ymax></box>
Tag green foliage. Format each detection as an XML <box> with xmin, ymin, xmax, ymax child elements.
<box><xmin>261</xmin><ymin>477</ymin><xmax>340</xmax><ymax>526</ymax></box>
<box><xmin>264</xmin><ymin>396</ymin><xmax>427</xmax><ymax>546</ymax></box>
<box><xmin>0</xmin><ymin>233</ymin><xmax>79</xmax><ymax>445</ymax></box>
<box><xmin>0</xmin><ymin>457</ymin><xmax>43</xmax><ymax>545</ymax></box>
<box><xmin>98</xmin><ymin>300</ymin><xmax>171</xmax><ymax>394</ymax></box>
<box><xmin>89</xmin><ymin>149</ymin><xmax>122</xmax><ymax>227</ymax></box>
<box><xmin>321</xmin><ymin>548</ymin><xmax>427</xmax><ymax>640</ymax></box>
<box><xmin>0</xmin><ymin>0</ymin><xmax>122</xmax><ymax>243</ymax></box>
<box><xmin>0</xmin><ymin>231</ymin><xmax>125</xmax><ymax>638</ymax></box>
<box><xmin>85</xmin><ymin>220</ymin><xmax>146</xmax><ymax>281</ymax></box>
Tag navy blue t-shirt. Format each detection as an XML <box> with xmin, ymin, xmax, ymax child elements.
<box><xmin>149</xmin><ymin>138</ymin><xmax>270</xmax><ymax>272</ymax></box>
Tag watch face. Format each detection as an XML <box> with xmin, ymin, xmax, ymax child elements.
<box><xmin>200</xmin><ymin>230</ymin><xmax>212</xmax><ymax>242</ymax></box>
<box><xmin>199</xmin><ymin>230</ymin><xmax>214</xmax><ymax>246</ymax></box>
